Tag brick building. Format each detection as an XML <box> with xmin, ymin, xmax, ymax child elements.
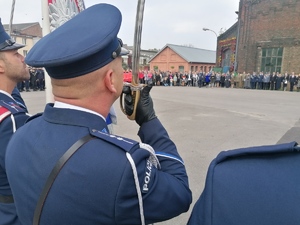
<box><xmin>149</xmin><ymin>44</ymin><xmax>216</xmax><ymax>73</ymax></box>
<box><xmin>218</xmin><ymin>0</ymin><xmax>300</xmax><ymax>74</ymax></box>
<box><xmin>216</xmin><ymin>22</ymin><xmax>238</xmax><ymax>73</ymax></box>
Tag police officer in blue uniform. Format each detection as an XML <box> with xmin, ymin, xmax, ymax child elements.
<box><xmin>5</xmin><ymin>4</ymin><xmax>192</xmax><ymax>225</ymax></box>
<box><xmin>0</xmin><ymin>18</ymin><xmax>30</xmax><ymax>225</ymax></box>
<box><xmin>36</xmin><ymin>68</ymin><xmax>45</xmax><ymax>91</ymax></box>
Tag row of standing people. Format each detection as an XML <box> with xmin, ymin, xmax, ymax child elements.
<box><xmin>138</xmin><ymin>71</ymin><xmax>234</xmax><ymax>88</ymax></box>
<box><xmin>17</xmin><ymin>67</ymin><xmax>45</xmax><ymax>92</ymax></box>
<box><xmin>139</xmin><ymin>70</ymin><xmax>300</xmax><ymax>92</ymax></box>
<box><xmin>237</xmin><ymin>71</ymin><xmax>300</xmax><ymax>92</ymax></box>
<box><xmin>197</xmin><ymin>71</ymin><xmax>300</xmax><ymax>91</ymax></box>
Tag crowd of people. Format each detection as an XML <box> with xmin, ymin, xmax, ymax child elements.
<box><xmin>125</xmin><ymin>70</ymin><xmax>300</xmax><ymax>92</ymax></box>
<box><xmin>17</xmin><ymin>67</ymin><xmax>45</xmax><ymax>92</ymax></box>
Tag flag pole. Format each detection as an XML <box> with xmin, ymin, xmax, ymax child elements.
<box><xmin>9</xmin><ymin>0</ymin><xmax>16</xmax><ymax>35</ymax></box>
<box><xmin>41</xmin><ymin>0</ymin><xmax>53</xmax><ymax>103</ymax></box>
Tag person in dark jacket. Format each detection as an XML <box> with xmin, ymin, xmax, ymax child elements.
<box><xmin>250</xmin><ymin>72</ymin><xmax>257</xmax><ymax>89</ymax></box>
<box><xmin>275</xmin><ymin>72</ymin><xmax>282</xmax><ymax>90</ymax></box>
<box><xmin>225</xmin><ymin>72</ymin><xmax>231</xmax><ymax>88</ymax></box>
<box><xmin>220</xmin><ymin>73</ymin><xmax>226</xmax><ymax>87</ymax></box>
<box><xmin>289</xmin><ymin>72</ymin><xmax>296</xmax><ymax>92</ymax></box>
<box><xmin>36</xmin><ymin>67</ymin><xmax>45</xmax><ymax>90</ymax></box>
<box><xmin>257</xmin><ymin>72</ymin><xmax>264</xmax><ymax>90</ymax></box>
<box><xmin>270</xmin><ymin>72</ymin><xmax>277</xmax><ymax>90</ymax></box>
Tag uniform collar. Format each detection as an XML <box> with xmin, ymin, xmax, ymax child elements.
<box><xmin>54</xmin><ymin>101</ymin><xmax>106</xmax><ymax>122</ymax></box>
<box><xmin>44</xmin><ymin>103</ymin><xmax>109</xmax><ymax>133</ymax></box>
<box><xmin>0</xmin><ymin>90</ymin><xmax>14</xmax><ymax>100</ymax></box>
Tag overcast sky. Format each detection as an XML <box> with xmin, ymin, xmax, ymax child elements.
<box><xmin>1</xmin><ymin>0</ymin><xmax>239</xmax><ymax>51</ymax></box>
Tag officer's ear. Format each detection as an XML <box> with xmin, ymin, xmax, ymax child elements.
<box><xmin>0</xmin><ymin>54</ymin><xmax>4</xmax><ymax>73</ymax></box>
<box><xmin>103</xmin><ymin>69</ymin><xmax>117</xmax><ymax>94</ymax></box>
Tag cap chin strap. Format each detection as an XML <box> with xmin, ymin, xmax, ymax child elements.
<box><xmin>0</xmin><ymin>38</ymin><xmax>15</xmax><ymax>50</ymax></box>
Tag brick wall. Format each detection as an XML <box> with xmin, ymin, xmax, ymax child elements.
<box><xmin>150</xmin><ymin>47</ymin><xmax>215</xmax><ymax>73</ymax></box>
<box><xmin>237</xmin><ymin>0</ymin><xmax>300</xmax><ymax>73</ymax></box>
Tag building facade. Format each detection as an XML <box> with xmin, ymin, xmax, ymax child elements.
<box><xmin>217</xmin><ymin>0</ymin><xmax>300</xmax><ymax>74</ymax></box>
<box><xmin>4</xmin><ymin>22</ymin><xmax>42</xmax><ymax>57</ymax></box>
<box><xmin>216</xmin><ymin>23</ymin><xmax>238</xmax><ymax>73</ymax></box>
<box><xmin>125</xmin><ymin>46</ymin><xmax>158</xmax><ymax>71</ymax></box>
<box><xmin>150</xmin><ymin>44</ymin><xmax>216</xmax><ymax>73</ymax></box>
<box><xmin>236</xmin><ymin>0</ymin><xmax>300</xmax><ymax>73</ymax></box>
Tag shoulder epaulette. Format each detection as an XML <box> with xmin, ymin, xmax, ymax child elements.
<box><xmin>0</xmin><ymin>105</ymin><xmax>12</xmax><ymax>122</ymax></box>
<box><xmin>89</xmin><ymin>128</ymin><xmax>139</xmax><ymax>152</ymax></box>
<box><xmin>0</xmin><ymin>100</ymin><xmax>27</xmax><ymax>114</ymax></box>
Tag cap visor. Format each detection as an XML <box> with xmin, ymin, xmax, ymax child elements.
<box><xmin>1</xmin><ymin>43</ymin><xmax>25</xmax><ymax>51</ymax></box>
<box><xmin>119</xmin><ymin>47</ymin><xmax>129</xmax><ymax>56</ymax></box>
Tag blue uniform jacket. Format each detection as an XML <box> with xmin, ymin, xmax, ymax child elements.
<box><xmin>6</xmin><ymin>104</ymin><xmax>192</xmax><ymax>225</ymax></box>
<box><xmin>0</xmin><ymin>90</ymin><xmax>29</xmax><ymax>225</ymax></box>
<box><xmin>188</xmin><ymin>142</ymin><xmax>300</xmax><ymax>225</ymax></box>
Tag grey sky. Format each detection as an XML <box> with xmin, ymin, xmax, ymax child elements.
<box><xmin>1</xmin><ymin>0</ymin><xmax>239</xmax><ymax>51</ymax></box>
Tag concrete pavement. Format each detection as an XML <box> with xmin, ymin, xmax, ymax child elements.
<box><xmin>21</xmin><ymin>86</ymin><xmax>300</xmax><ymax>224</ymax></box>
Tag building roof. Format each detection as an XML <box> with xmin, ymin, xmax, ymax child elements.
<box><xmin>218</xmin><ymin>22</ymin><xmax>238</xmax><ymax>40</ymax></box>
<box><xmin>4</xmin><ymin>22</ymin><xmax>38</xmax><ymax>30</ymax></box>
<box><xmin>150</xmin><ymin>44</ymin><xmax>216</xmax><ymax>64</ymax></box>
<box><xmin>125</xmin><ymin>45</ymin><xmax>158</xmax><ymax>58</ymax></box>
<box><xmin>3</xmin><ymin>22</ymin><xmax>41</xmax><ymax>37</ymax></box>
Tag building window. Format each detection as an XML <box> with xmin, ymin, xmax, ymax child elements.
<box><xmin>222</xmin><ymin>49</ymin><xmax>231</xmax><ymax>67</ymax></box>
<box><xmin>261</xmin><ymin>47</ymin><xmax>283</xmax><ymax>73</ymax></box>
<box><xmin>179</xmin><ymin>66</ymin><xmax>184</xmax><ymax>73</ymax></box>
<box><xmin>22</xmin><ymin>38</ymin><xmax>26</xmax><ymax>45</ymax></box>
<box><xmin>191</xmin><ymin>66</ymin><xmax>194</xmax><ymax>72</ymax></box>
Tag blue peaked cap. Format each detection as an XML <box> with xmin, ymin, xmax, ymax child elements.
<box><xmin>0</xmin><ymin>18</ymin><xmax>25</xmax><ymax>51</ymax></box>
<box><xmin>25</xmin><ymin>4</ymin><xmax>129</xmax><ymax>79</ymax></box>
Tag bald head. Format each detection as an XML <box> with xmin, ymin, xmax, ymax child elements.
<box><xmin>51</xmin><ymin>57</ymin><xmax>123</xmax><ymax>116</ymax></box>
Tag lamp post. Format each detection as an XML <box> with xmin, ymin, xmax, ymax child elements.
<box><xmin>203</xmin><ymin>28</ymin><xmax>218</xmax><ymax>72</ymax></box>
<box><xmin>9</xmin><ymin>0</ymin><xmax>16</xmax><ymax>35</ymax></box>
<box><xmin>202</xmin><ymin>27</ymin><xmax>218</xmax><ymax>38</ymax></box>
